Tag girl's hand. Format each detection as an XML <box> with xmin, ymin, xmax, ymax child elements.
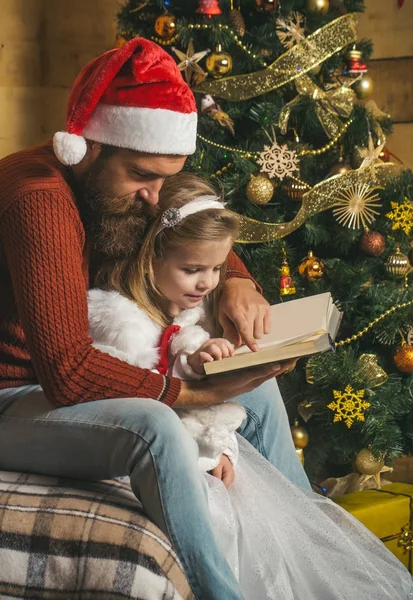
<box><xmin>187</xmin><ymin>338</ymin><xmax>235</xmax><ymax>375</ymax></box>
<box><xmin>210</xmin><ymin>454</ymin><xmax>235</xmax><ymax>489</ymax></box>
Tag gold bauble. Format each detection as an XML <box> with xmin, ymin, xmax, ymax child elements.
<box><xmin>408</xmin><ymin>247</ymin><xmax>413</xmax><ymax>267</ymax></box>
<box><xmin>246</xmin><ymin>175</ymin><xmax>274</xmax><ymax>205</ymax></box>
<box><xmin>394</xmin><ymin>344</ymin><xmax>413</xmax><ymax>374</ymax></box>
<box><xmin>305</xmin><ymin>0</ymin><xmax>329</xmax><ymax>14</ymax></box>
<box><xmin>115</xmin><ymin>35</ymin><xmax>127</xmax><ymax>49</ymax></box>
<box><xmin>291</xmin><ymin>422</ymin><xmax>309</xmax><ymax>449</ymax></box>
<box><xmin>385</xmin><ymin>247</ymin><xmax>410</xmax><ymax>279</ymax></box>
<box><xmin>255</xmin><ymin>0</ymin><xmax>279</xmax><ymax>12</ymax></box>
<box><xmin>353</xmin><ymin>74</ymin><xmax>374</xmax><ymax>100</ymax></box>
<box><xmin>298</xmin><ymin>250</ymin><xmax>325</xmax><ymax>280</ymax></box>
<box><xmin>206</xmin><ymin>49</ymin><xmax>233</xmax><ymax>79</ymax></box>
<box><xmin>296</xmin><ymin>448</ymin><xmax>305</xmax><ymax>466</ymax></box>
<box><xmin>282</xmin><ymin>180</ymin><xmax>307</xmax><ymax>201</ymax></box>
<box><xmin>379</xmin><ymin>146</ymin><xmax>391</xmax><ymax>163</ymax></box>
<box><xmin>355</xmin><ymin>448</ymin><xmax>384</xmax><ymax>475</ymax></box>
<box><xmin>329</xmin><ymin>161</ymin><xmax>352</xmax><ymax>177</ymax></box>
<box><xmin>154</xmin><ymin>14</ymin><xmax>177</xmax><ymax>39</ymax></box>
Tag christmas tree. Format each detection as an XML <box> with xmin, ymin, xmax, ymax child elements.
<box><xmin>116</xmin><ymin>0</ymin><xmax>413</xmax><ymax>484</ymax></box>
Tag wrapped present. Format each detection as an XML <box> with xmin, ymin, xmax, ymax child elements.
<box><xmin>335</xmin><ymin>483</ymin><xmax>413</xmax><ymax>573</ymax></box>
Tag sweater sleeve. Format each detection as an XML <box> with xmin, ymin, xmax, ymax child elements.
<box><xmin>0</xmin><ymin>191</ymin><xmax>181</xmax><ymax>407</ymax></box>
<box><xmin>226</xmin><ymin>249</ymin><xmax>262</xmax><ymax>294</ymax></box>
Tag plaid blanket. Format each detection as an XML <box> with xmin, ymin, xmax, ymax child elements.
<box><xmin>0</xmin><ymin>471</ymin><xmax>193</xmax><ymax>599</ymax></box>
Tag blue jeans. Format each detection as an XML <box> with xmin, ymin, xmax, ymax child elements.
<box><xmin>0</xmin><ymin>379</ymin><xmax>310</xmax><ymax>600</ymax></box>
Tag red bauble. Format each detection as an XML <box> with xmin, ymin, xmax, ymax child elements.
<box><xmin>255</xmin><ymin>0</ymin><xmax>279</xmax><ymax>11</ymax></box>
<box><xmin>196</xmin><ymin>0</ymin><xmax>222</xmax><ymax>17</ymax></box>
<box><xmin>359</xmin><ymin>231</ymin><xmax>386</xmax><ymax>257</ymax></box>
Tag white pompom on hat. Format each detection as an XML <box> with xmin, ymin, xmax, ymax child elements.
<box><xmin>53</xmin><ymin>38</ymin><xmax>198</xmax><ymax>166</ymax></box>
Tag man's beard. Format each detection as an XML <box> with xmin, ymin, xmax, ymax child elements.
<box><xmin>79</xmin><ymin>157</ymin><xmax>157</xmax><ymax>259</ymax></box>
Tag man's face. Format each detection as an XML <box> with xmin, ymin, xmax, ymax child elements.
<box><xmin>80</xmin><ymin>146</ymin><xmax>187</xmax><ymax>258</ymax></box>
<box><xmin>85</xmin><ymin>147</ymin><xmax>187</xmax><ymax>207</ymax></box>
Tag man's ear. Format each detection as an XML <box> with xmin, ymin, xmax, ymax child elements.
<box><xmin>86</xmin><ymin>140</ymin><xmax>102</xmax><ymax>159</ymax></box>
<box><xmin>71</xmin><ymin>140</ymin><xmax>102</xmax><ymax>177</ymax></box>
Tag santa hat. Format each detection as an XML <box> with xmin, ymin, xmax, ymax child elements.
<box><xmin>53</xmin><ymin>38</ymin><xmax>197</xmax><ymax>165</ymax></box>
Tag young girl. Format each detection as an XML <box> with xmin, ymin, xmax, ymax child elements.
<box><xmin>88</xmin><ymin>173</ymin><xmax>413</xmax><ymax>600</ymax></box>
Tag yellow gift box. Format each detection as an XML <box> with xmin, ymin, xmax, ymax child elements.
<box><xmin>335</xmin><ymin>483</ymin><xmax>413</xmax><ymax>572</ymax></box>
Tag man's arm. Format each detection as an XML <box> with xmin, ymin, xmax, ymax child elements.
<box><xmin>226</xmin><ymin>249</ymin><xmax>262</xmax><ymax>293</ymax></box>
<box><xmin>1</xmin><ymin>191</ymin><xmax>181</xmax><ymax>407</ymax></box>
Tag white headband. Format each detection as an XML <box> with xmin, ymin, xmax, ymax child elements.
<box><xmin>157</xmin><ymin>195</ymin><xmax>225</xmax><ymax>234</ymax></box>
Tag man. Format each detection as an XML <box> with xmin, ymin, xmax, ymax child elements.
<box><xmin>0</xmin><ymin>38</ymin><xmax>309</xmax><ymax>599</ymax></box>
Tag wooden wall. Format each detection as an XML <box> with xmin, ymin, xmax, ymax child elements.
<box><xmin>358</xmin><ymin>0</ymin><xmax>413</xmax><ymax>167</ymax></box>
<box><xmin>0</xmin><ymin>0</ymin><xmax>412</xmax><ymax>165</ymax></box>
<box><xmin>0</xmin><ymin>0</ymin><xmax>118</xmax><ymax>158</ymax></box>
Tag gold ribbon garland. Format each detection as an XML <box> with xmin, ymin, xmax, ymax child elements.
<box><xmin>194</xmin><ymin>13</ymin><xmax>358</xmax><ymax>101</ymax></box>
<box><xmin>235</xmin><ymin>163</ymin><xmax>400</xmax><ymax>243</ymax></box>
<box><xmin>279</xmin><ymin>75</ymin><xmax>356</xmax><ymax>139</ymax></box>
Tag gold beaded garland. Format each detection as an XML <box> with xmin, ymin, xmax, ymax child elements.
<box><xmin>335</xmin><ymin>300</ymin><xmax>413</xmax><ymax>347</ymax></box>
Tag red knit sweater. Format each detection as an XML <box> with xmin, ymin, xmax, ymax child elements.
<box><xmin>0</xmin><ymin>143</ymin><xmax>255</xmax><ymax>407</ymax></box>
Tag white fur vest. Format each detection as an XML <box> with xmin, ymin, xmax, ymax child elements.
<box><xmin>87</xmin><ymin>289</ymin><xmax>246</xmax><ymax>471</ymax></box>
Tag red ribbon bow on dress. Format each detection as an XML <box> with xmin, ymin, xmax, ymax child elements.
<box><xmin>156</xmin><ymin>324</ymin><xmax>181</xmax><ymax>375</ymax></box>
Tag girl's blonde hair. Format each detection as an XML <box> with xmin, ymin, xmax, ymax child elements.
<box><xmin>105</xmin><ymin>172</ymin><xmax>239</xmax><ymax>326</ymax></box>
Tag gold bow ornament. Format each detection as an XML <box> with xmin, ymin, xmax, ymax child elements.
<box><xmin>279</xmin><ymin>74</ymin><xmax>356</xmax><ymax>139</ymax></box>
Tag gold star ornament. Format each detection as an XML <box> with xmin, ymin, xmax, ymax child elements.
<box><xmin>358</xmin><ymin>134</ymin><xmax>386</xmax><ymax>178</ymax></box>
<box><xmin>172</xmin><ymin>41</ymin><xmax>209</xmax><ymax>85</ymax></box>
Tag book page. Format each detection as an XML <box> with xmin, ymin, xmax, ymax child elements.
<box><xmin>233</xmin><ymin>293</ymin><xmax>331</xmax><ymax>356</ymax></box>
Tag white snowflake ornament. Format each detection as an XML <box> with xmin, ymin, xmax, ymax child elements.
<box><xmin>276</xmin><ymin>12</ymin><xmax>306</xmax><ymax>50</ymax></box>
<box><xmin>256</xmin><ymin>140</ymin><xmax>300</xmax><ymax>181</ymax></box>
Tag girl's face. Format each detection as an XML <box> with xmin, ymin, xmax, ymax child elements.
<box><xmin>153</xmin><ymin>237</ymin><xmax>233</xmax><ymax>313</ymax></box>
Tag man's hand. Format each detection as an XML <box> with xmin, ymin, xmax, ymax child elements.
<box><xmin>219</xmin><ymin>278</ymin><xmax>271</xmax><ymax>351</ymax></box>
<box><xmin>175</xmin><ymin>363</ymin><xmax>281</xmax><ymax>407</ymax></box>
<box><xmin>187</xmin><ymin>338</ymin><xmax>235</xmax><ymax>375</ymax></box>
<box><xmin>210</xmin><ymin>454</ymin><xmax>235</xmax><ymax>489</ymax></box>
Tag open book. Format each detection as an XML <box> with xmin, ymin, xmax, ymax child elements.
<box><xmin>204</xmin><ymin>292</ymin><xmax>342</xmax><ymax>376</ymax></box>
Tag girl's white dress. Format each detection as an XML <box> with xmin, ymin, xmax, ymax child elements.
<box><xmin>88</xmin><ymin>288</ymin><xmax>413</xmax><ymax>600</ymax></box>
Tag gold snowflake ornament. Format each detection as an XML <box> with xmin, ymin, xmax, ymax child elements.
<box><xmin>386</xmin><ymin>198</ymin><xmax>413</xmax><ymax>236</ymax></box>
<box><xmin>328</xmin><ymin>384</ymin><xmax>371</xmax><ymax>428</ymax></box>
<box><xmin>257</xmin><ymin>140</ymin><xmax>300</xmax><ymax>181</ymax></box>
<box><xmin>276</xmin><ymin>12</ymin><xmax>306</xmax><ymax>49</ymax></box>
<box><xmin>172</xmin><ymin>41</ymin><xmax>209</xmax><ymax>85</ymax></box>
<box><xmin>332</xmin><ymin>183</ymin><xmax>382</xmax><ymax>229</ymax></box>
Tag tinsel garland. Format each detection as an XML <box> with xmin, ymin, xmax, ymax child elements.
<box><xmin>194</xmin><ymin>13</ymin><xmax>358</xmax><ymax>101</ymax></box>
